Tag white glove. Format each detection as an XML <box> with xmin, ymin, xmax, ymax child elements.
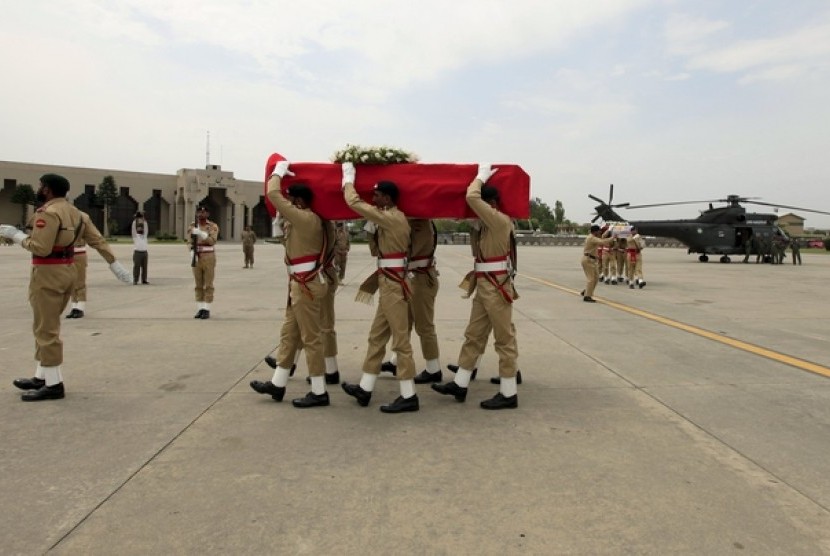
<box><xmin>0</xmin><ymin>224</ymin><xmax>26</xmax><ymax>244</ymax></box>
<box><xmin>363</xmin><ymin>220</ymin><xmax>377</xmax><ymax>234</ymax></box>
<box><xmin>109</xmin><ymin>261</ymin><xmax>132</xmax><ymax>284</ymax></box>
<box><xmin>476</xmin><ymin>164</ymin><xmax>497</xmax><ymax>183</ymax></box>
<box><xmin>271</xmin><ymin>160</ymin><xmax>294</xmax><ymax>178</ymax></box>
<box><xmin>342</xmin><ymin>162</ymin><xmax>356</xmax><ymax>189</ymax></box>
<box><xmin>191</xmin><ymin>229</ymin><xmax>208</xmax><ymax>240</ymax></box>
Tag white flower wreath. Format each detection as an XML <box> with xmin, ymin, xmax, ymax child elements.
<box><xmin>331</xmin><ymin>144</ymin><xmax>419</xmax><ymax>165</ymax></box>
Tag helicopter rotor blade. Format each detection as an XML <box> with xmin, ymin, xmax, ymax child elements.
<box><xmin>588</xmin><ymin>194</ymin><xmax>604</xmax><ymax>204</ymax></box>
<box><xmin>744</xmin><ymin>201</ymin><xmax>830</xmax><ymax>216</ymax></box>
<box><xmin>591</xmin><ymin>214</ymin><xmax>601</xmax><ymax>223</ymax></box>
<box><xmin>608</xmin><ymin>184</ymin><xmax>614</xmax><ymax>205</ymax></box>
<box><xmin>612</xmin><ymin>202</ymin><xmax>630</xmax><ymax>208</ymax></box>
<box><xmin>624</xmin><ymin>200</ymin><xmax>721</xmax><ymax>209</ymax></box>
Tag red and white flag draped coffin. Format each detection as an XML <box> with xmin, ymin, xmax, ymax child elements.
<box><xmin>263</xmin><ymin>153</ymin><xmax>530</xmax><ymax>220</ymax></box>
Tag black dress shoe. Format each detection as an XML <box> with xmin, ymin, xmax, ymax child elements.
<box><xmin>341</xmin><ymin>382</ymin><xmax>371</xmax><ymax>407</ymax></box>
<box><xmin>380</xmin><ymin>361</ymin><xmax>397</xmax><ymax>375</ymax></box>
<box><xmin>580</xmin><ymin>290</ymin><xmax>585</xmax><ymax>296</ymax></box>
<box><xmin>490</xmin><ymin>370</ymin><xmax>523</xmax><ymax>385</ymax></box>
<box><xmin>639</xmin><ymin>281</ymin><xmax>646</xmax><ymax>289</ymax></box>
<box><xmin>583</xmin><ymin>297</ymin><xmax>596</xmax><ymax>303</ymax></box>
<box><xmin>480</xmin><ymin>392</ymin><xmax>518</xmax><ymax>410</ymax></box>
<box><xmin>13</xmin><ymin>377</ymin><xmax>46</xmax><ymax>390</ymax></box>
<box><xmin>21</xmin><ymin>383</ymin><xmax>65</xmax><ymax>401</ymax></box>
<box><xmin>380</xmin><ymin>395</ymin><xmax>419</xmax><ymax>413</ymax></box>
<box><xmin>431</xmin><ymin>381</ymin><xmax>467</xmax><ymax>402</ymax></box>
<box><xmin>291</xmin><ymin>391</ymin><xmax>330</xmax><ymax>408</ymax></box>
<box><xmin>263</xmin><ymin>357</ymin><xmax>296</xmax><ymax>377</ymax></box>
<box><xmin>447</xmin><ymin>365</ymin><xmax>477</xmax><ymax>380</ymax></box>
<box><xmin>194</xmin><ymin>309</ymin><xmax>206</xmax><ymax>319</ymax></box>
<box><xmin>65</xmin><ymin>308</ymin><xmax>83</xmax><ymax>319</ymax></box>
<box><xmin>413</xmin><ymin>369</ymin><xmax>442</xmax><ymax>384</ymax></box>
<box><xmin>200</xmin><ymin>310</ymin><xmax>211</xmax><ymax>319</ymax></box>
<box><xmin>249</xmin><ymin>380</ymin><xmax>285</xmax><ymax>401</ymax></box>
<box><xmin>306</xmin><ymin>371</ymin><xmax>340</xmax><ymax>385</ymax></box>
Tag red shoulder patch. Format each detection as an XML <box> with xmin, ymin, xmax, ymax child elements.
<box><xmin>35</xmin><ymin>219</ymin><xmax>47</xmax><ymax>228</ymax></box>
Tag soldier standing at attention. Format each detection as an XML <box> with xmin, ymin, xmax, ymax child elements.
<box><xmin>188</xmin><ymin>205</ymin><xmax>219</xmax><ymax>319</ymax></box>
<box><xmin>241</xmin><ymin>225</ymin><xmax>257</xmax><ymax>268</ymax></box>
<box><xmin>340</xmin><ymin>162</ymin><xmax>419</xmax><ymax>413</ymax></box>
<box><xmin>0</xmin><ymin>174</ymin><xmax>130</xmax><ymax>401</ymax></box>
<box><xmin>581</xmin><ymin>224</ymin><xmax>615</xmax><ymax>303</ymax></box>
<box><xmin>333</xmin><ymin>221</ymin><xmax>350</xmax><ymax>282</ymax></box>
<box><xmin>66</xmin><ymin>210</ymin><xmax>131</xmax><ymax>318</ymax></box>
<box><xmin>791</xmin><ymin>238</ymin><xmax>802</xmax><ymax>265</ymax></box>
<box><xmin>380</xmin><ymin>218</ymin><xmax>443</xmax><ymax>383</ymax></box>
<box><xmin>432</xmin><ymin>164</ymin><xmax>520</xmax><ymax>409</ymax></box>
<box><xmin>131</xmin><ymin>211</ymin><xmax>150</xmax><ymax>284</ymax></box>
<box><xmin>250</xmin><ymin>161</ymin><xmax>330</xmax><ymax>407</ymax></box>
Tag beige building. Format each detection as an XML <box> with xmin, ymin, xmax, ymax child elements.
<box><xmin>0</xmin><ymin>160</ymin><xmax>273</xmax><ymax>240</ymax></box>
<box><xmin>776</xmin><ymin>213</ymin><xmax>805</xmax><ymax>236</ymax></box>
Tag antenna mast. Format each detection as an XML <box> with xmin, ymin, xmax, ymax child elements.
<box><xmin>206</xmin><ymin>131</ymin><xmax>210</xmax><ymax>167</ymax></box>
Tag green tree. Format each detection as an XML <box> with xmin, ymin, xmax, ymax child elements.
<box><xmin>529</xmin><ymin>197</ymin><xmax>556</xmax><ymax>233</ymax></box>
<box><xmin>10</xmin><ymin>183</ymin><xmax>36</xmax><ymax>226</ymax></box>
<box><xmin>96</xmin><ymin>175</ymin><xmax>118</xmax><ymax>237</ymax></box>
<box><xmin>554</xmin><ymin>200</ymin><xmax>565</xmax><ymax>228</ymax></box>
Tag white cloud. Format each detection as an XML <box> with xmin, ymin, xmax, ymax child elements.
<box><xmin>664</xmin><ymin>13</ymin><xmax>729</xmax><ymax>56</ymax></box>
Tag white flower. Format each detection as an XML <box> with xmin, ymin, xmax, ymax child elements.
<box><xmin>361</xmin><ymin>154</ymin><xmax>369</xmax><ymax>162</ymax></box>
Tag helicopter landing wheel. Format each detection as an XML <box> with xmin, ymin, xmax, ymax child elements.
<box><xmin>699</xmin><ymin>255</ymin><xmax>709</xmax><ymax>262</ymax></box>
<box><xmin>719</xmin><ymin>255</ymin><xmax>731</xmax><ymax>263</ymax></box>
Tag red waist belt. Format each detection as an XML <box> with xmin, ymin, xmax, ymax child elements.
<box><xmin>32</xmin><ymin>247</ymin><xmax>74</xmax><ymax>265</ymax></box>
<box><xmin>474</xmin><ymin>255</ymin><xmax>513</xmax><ymax>304</ymax></box>
<box><xmin>377</xmin><ymin>252</ymin><xmax>411</xmax><ymax>299</ymax></box>
<box><xmin>626</xmin><ymin>248</ymin><xmax>639</xmax><ymax>263</ymax></box>
<box><xmin>287</xmin><ymin>253</ymin><xmax>322</xmax><ymax>299</ymax></box>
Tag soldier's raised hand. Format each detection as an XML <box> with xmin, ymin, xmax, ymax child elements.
<box><xmin>476</xmin><ymin>164</ymin><xmax>497</xmax><ymax>183</ymax></box>
<box><xmin>342</xmin><ymin>162</ymin><xmax>356</xmax><ymax>190</ymax></box>
<box><xmin>271</xmin><ymin>160</ymin><xmax>295</xmax><ymax>178</ymax></box>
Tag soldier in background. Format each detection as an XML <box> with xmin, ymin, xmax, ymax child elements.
<box><xmin>188</xmin><ymin>205</ymin><xmax>219</xmax><ymax>319</ymax></box>
<box><xmin>791</xmin><ymin>238</ymin><xmax>802</xmax><ymax>265</ymax></box>
<box><xmin>627</xmin><ymin>226</ymin><xmax>646</xmax><ymax>289</ymax></box>
<box><xmin>333</xmin><ymin>221</ymin><xmax>350</xmax><ymax>282</ymax></box>
<box><xmin>742</xmin><ymin>232</ymin><xmax>753</xmax><ymax>264</ymax></box>
<box><xmin>66</xmin><ymin>210</ymin><xmax>131</xmax><ymax>318</ymax></box>
<box><xmin>241</xmin><ymin>225</ymin><xmax>257</xmax><ymax>269</ymax></box>
<box><xmin>581</xmin><ymin>225</ymin><xmax>615</xmax><ymax>303</ymax></box>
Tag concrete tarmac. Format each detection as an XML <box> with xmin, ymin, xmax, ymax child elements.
<box><xmin>1</xmin><ymin>242</ymin><xmax>829</xmax><ymax>555</ymax></box>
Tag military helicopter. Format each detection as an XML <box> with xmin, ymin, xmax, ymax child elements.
<box><xmin>589</xmin><ymin>184</ymin><xmax>830</xmax><ymax>263</ymax></box>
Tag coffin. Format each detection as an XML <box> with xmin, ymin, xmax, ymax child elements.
<box><xmin>263</xmin><ymin>153</ymin><xmax>530</xmax><ymax>220</ymax></box>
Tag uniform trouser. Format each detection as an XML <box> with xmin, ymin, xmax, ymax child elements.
<box><xmin>457</xmin><ymin>278</ymin><xmax>518</xmax><ymax>377</ymax></box>
<box><xmin>601</xmin><ymin>253</ymin><xmax>616</xmax><ymax>278</ymax></box>
<box><xmin>243</xmin><ymin>245</ymin><xmax>254</xmax><ymax>266</ymax></box>
<box><xmin>133</xmin><ymin>250</ymin><xmax>148</xmax><ymax>283</ymax></box>
<box><xmin>616</xmin><ymin>253</ymin><xmax>627</xmax><ymax>277</ymax></box>
<box><xmin>276</xmin><ymin>279</ymin><xmax>327</xmax><ymax>376</ymax></box>
<box><xmin>409</xmin><ymin>271</ymin><xmax>440</xmax><ymax>361</ymax></box>
<box><xmin>71</xmin><ymin>253</ymin><xmax>88</xmax><ymax>302</ymax></box>
<box><xmin>793</xmin><ymin>252</ymin><xmax>801</xmax><ymax>265</ymax></box>
<box><xmin>362</xmin><ymin>275</ymin><xmax>416</xmax><ymax>379</ymax></box>
<box><xmin>627</xmin><ymin>254</ymin><xmax>643</xmax><ymax>282</ymax></box>
<box><xmin>30</xmin><ymin>264</ymin><xmax>76</xmax><ymax>366</ymax></box>
<box><xmin>192</xmin><ymin>253</ymin><xmax>216</xmax><ymax>302</ymax></box>
<box><xmin>321</xmin><ymin>277</ymin><xmax>338</xmax><ymax>357</ymax></box>
<box><xmin>335</xmin><ymin>252</ymin><xmax>347</xmax><ymax>279</ymax></box>
<box><xmin>582</xmin><ymin>256</ymin><xmax>599</xmax><ymax>298</ymax></box>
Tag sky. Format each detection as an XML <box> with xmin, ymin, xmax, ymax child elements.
<box><xmin>2</xmin><ymin>0</ymin><xmax>830</xmax><ymax>227</ymax></box>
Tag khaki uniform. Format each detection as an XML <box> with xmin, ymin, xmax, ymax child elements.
<box><xmin>601</xmin><ymin>240</ymin><xmax>618</xmax><ymax>281</ymax></box>
<box><xmin>626</xmin><ymin>233</ymin><xmax>645</xmax><ymax>284</ymax></box>
<box><xmin>407</xmin><ymin>219</ymin><xmax>440</xmax><ymax>362</ymax></box>
<box><xmin>241</xmin><ymin>229</ymin><xmax>257</xmax><ymax>268</ymax></box>
<box><xmin>269</xmin><ymin>178</ymin><xmax>327</xmax><ymax>377</ymax></box>
<box><xmin>71</xmin><ymin>212</ymin><xmax>117</xmax><ymax>303</ymax></box>
<box><xmin>334</xmin><ymin>225</ymin><xmax>350</xmax><ymax>280</ymax></box>
<box><xmin>457</xmin><ymin>180</ymin><xmax>519</xmax><ymax>378</ymax></box>
<box><xmin>20</xmin><ymin>198</ymin><xmax>82</xmax><ymax>366</ymax></box>
<box><xmin>582</xmin><ymin>234</ymin><xmax>614</xmax><ymax>298</ymax></box>
<box><xmin>344</xmin><ymin>183</ymin><xmax>415</xmax><ymax>380</ymax></box>
<box><xmin>187</xmin><ymin>219</ymin><xmax>219</xmax><ymax>302</ymax></box>
<box><xmin>615</xmin><ymin>238</ymin><xmax>628</xmax><ymax>280</ymax></box>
